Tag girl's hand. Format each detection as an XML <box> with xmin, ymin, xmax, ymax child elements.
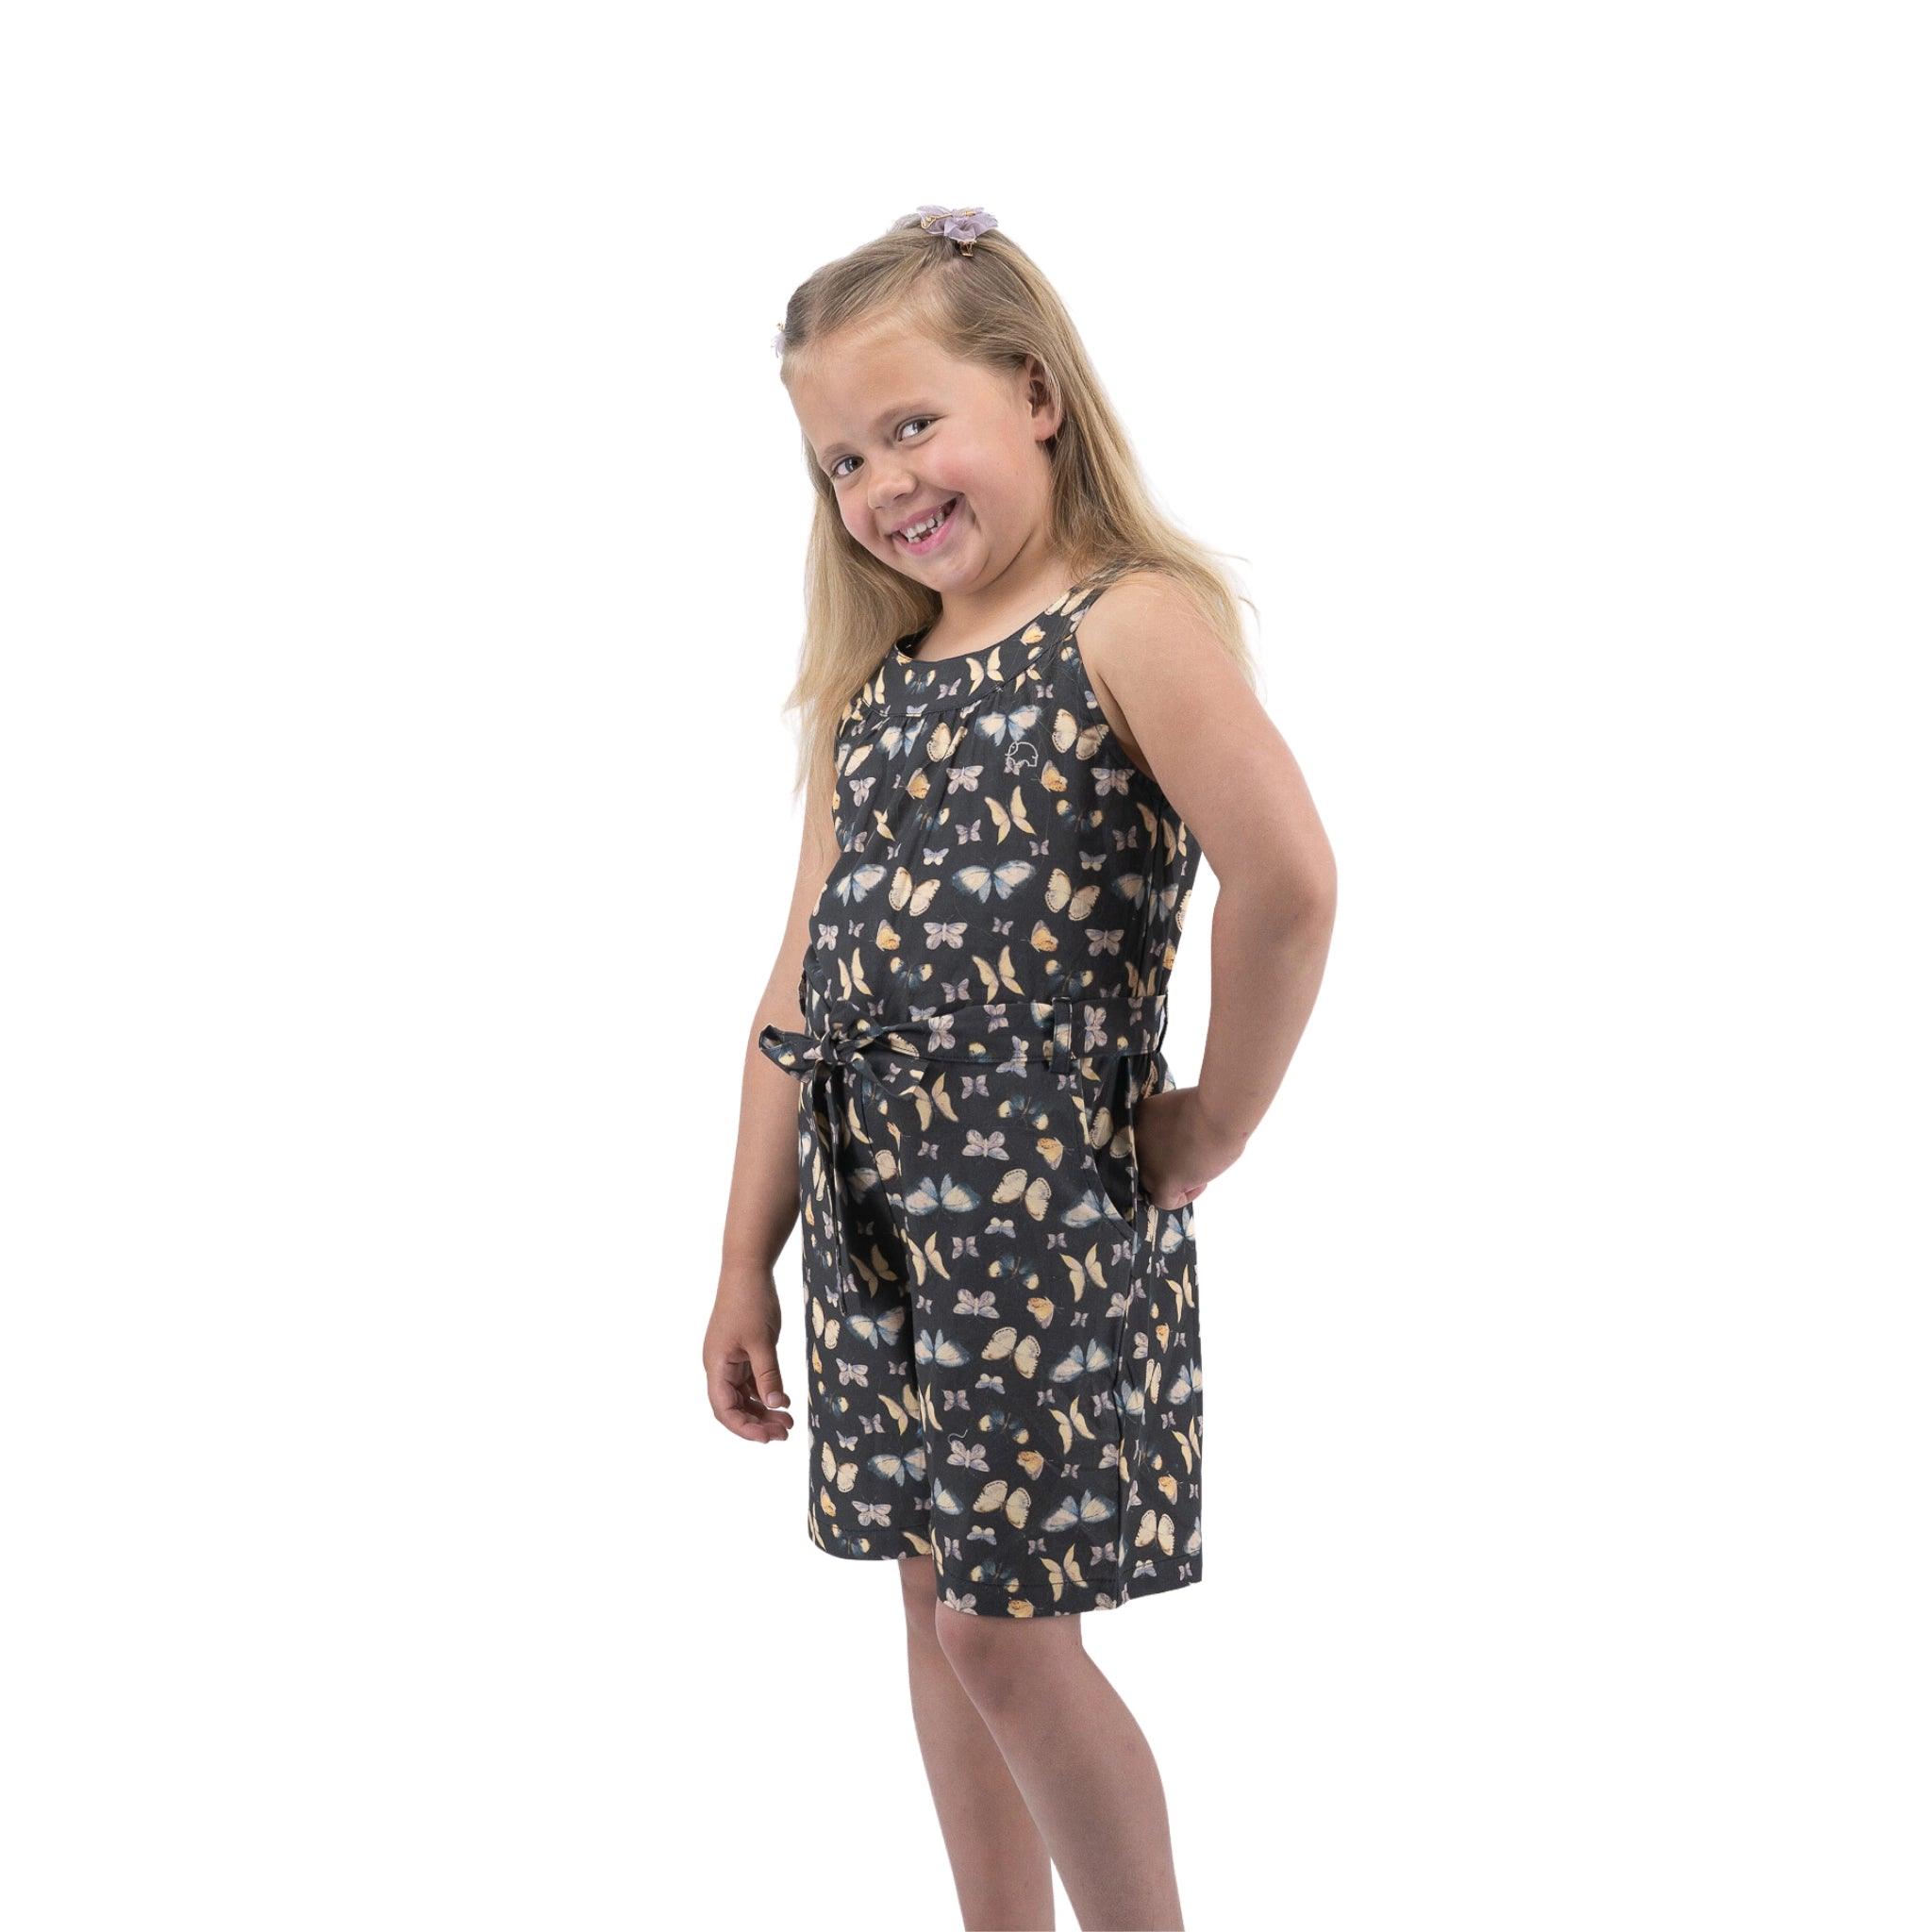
<box><xmin>1131</xmin><ymin>1085</ymin><xmax>1242</xmax><ymax>1212</ymax></box>
<box><xmin>705</xmin><ymin>1259</ymin><xmax>794</xmax><ymax>1443</ymax></box>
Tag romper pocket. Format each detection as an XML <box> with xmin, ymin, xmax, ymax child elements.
<box><xmin>1053</xmin><ymin>1055</ymin><xmax>1141</xmax><ymax>1236</ymax></box>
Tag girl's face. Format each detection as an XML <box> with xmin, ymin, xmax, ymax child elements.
<box><xmin>786</xmin><ymin>317</ymin><xmax>1062</xmax><ymax>593</ymax></box>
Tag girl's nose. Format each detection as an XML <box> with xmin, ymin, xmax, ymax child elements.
<box><xmin>869</xmin><ymin>474</ymin><xmax>916</xmax><ymax>515</ymax></box>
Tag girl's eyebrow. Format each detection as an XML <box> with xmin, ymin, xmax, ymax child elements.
<box><xmin>817</xmin><ymin>400</ymin><xmax>937</xmax><ymax>463</ymax></box>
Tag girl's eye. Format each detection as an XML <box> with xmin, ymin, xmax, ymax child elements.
<box><xmin>830</xmin><ymin>417</ymin><xmax>935</xmax><ymax>481</ymax></box>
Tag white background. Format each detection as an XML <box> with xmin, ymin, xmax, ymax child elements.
<box><xmin>4</xmin><ymin>4</ymin><xmax>1925</xmax><ymax>1927</ymax></box>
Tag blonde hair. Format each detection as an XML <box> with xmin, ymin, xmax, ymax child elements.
<box><xmin>774</xmin><ymin>213</ymin><xmax>1259</xmax><ymax>831</ymax></box>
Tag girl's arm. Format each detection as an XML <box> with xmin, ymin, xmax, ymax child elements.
<box><xmin>1076</xmin><ymin>576</ymin><xmax>1338</xmax><ymax>1197</ymax></box>
<box><xmin>705</xmin><ymin>794</ymin><xmax>840</xmax><ymax>1441</ymax></box>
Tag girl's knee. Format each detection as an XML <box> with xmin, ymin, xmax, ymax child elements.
<box><xmin>932</xmin><ymin>1599</ymin><xmax>1080</xmax><ymax>1696</ymax></box>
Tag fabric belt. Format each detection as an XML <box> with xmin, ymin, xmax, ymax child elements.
<box><xmin>758</xmin><ymin>990</ymin><xmax>1168</xmax><ymax>1310</ymax></box>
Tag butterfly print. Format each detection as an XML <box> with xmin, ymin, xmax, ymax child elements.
<box><xmin>758</xmin><ymin>575</ymin><xmax>1206</xmax><ymax>1617</ymax></box>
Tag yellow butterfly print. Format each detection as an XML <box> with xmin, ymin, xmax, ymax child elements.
<box><xmin>992</xmin><ymin>1166</ymin><xmax>1055</xmax><ymax>1222</ymax></box>
<box><xmin>1017</xmin><ymin>1447</ymin><xmax>1047</xmax><ymax>1479</ymax></box>
<box><xmin>954</xmin><ymin>858</ymin><xmax>1035</xmax><ymax>902</ymax></box>
<box><xmin>1045</xmin><ymin>869</ymin><xmax>1103</xmax><ymax>920</ymax></box>
<box><xmin>985</xmin><ymin>787</ymin><xmax>1036</xmax><ymax>841</ymax></box>
<box><xmin>1058</xmin><ymin>1247</ymin><xmax>1107</xmax><ymax>1298</ymax></box>
<box><xmin>1025</xmin><ymin>1292</ymin><xmax>1058</xmax><ymax>1325</ymax></box>
<box><xmin>1027</xmin><ymin>919</ymin><xmax>1058</xmax><ymax>954</ymax></box>
<box><xmin>971</xmin><ymin>946</ymin><xmax>1024</xmax><ymax>997</ymax></box>
<box><xmin>835</xmin><ymin>863</ymin><xmax>887</xmax><ymax>905</ymax></box>
<box><xmin>1157</xmin><ymin>1471</ymin><xmax>1180</xmax><ymax>1504</ymax></box>
<box><xmin>822</xmin><ymin>1442</ymin><xmax>859</xmax><ymax>1492</ymax></box>
<box><xmin>890</xmin><ymin>868</ymin><xmax>942</xmax><ymax>915</ymax></box>
<box><xmin>880</xmin><ymin>1388</ymin><xmax>920</xmax><ymax>1434</ymax></box>
<box><xmin>981</xmin><ymin>1325</ymin><xmax>1041</xmax><ymax>1378</ymax></box>
<box><xmin>931</xmin><ymin>1483</ymin><xmax>966</xmax><ymax>1516</ymax></box>
<box><xmin>832</xmin><ymin>949</ymin><xmax>874</xmax><ymax>1001</ymax></box>
<box><xmin>902</xmin><ymin>1528</ymin><xmax>933</xmax><ymax>1557</ymax></box>
<box><xmin>1033</xmin><ymin>1120</ymin><xmax>1074</xmax><ymax>1171</ymax></box>
<box><xmin>1046</xmin><ymin>1396</ymin><xmax>1095</xmax><ymax>1451</ymax></box>
<box><xmin>847</xmin><ymin>1243</ymin><xmax>901</xmax><ymax>1300</ymax></box>
<box><xmin>1052</xmin><ymin>708</ymin><xmax>1108</xmax><ymax>759</ymax></box>
<box><xmin>1134</xmin><ymin>1509</ymin><xmax>1175</xmax><ymax>1556</ymax></box>
<box><xmin>971</xmin><ymin>1480</ymin><xmax>1032</xmax><ymax>1527</ymax></box>
<box><xmin>904</xmin><ymin>1228</ymin><xmax>952</xmax><ymax>1288</ymax></box>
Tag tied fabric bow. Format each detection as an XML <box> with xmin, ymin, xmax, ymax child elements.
<box><xmin>757</xmin><ymin>1012</ymin><xmax>918</xmax><ymax>1311</ymax></box>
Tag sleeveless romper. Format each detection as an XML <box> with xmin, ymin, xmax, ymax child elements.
<box><xmin>758</xmin><ymin>575</ymin><xmax>1205</xmax><ymax>1617</ymax></box>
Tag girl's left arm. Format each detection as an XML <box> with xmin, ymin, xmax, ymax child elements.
<box><xmin>1076</xmin><ymin>576</ymin><xmax>1338</xmax><ymax>1179</ymax></box>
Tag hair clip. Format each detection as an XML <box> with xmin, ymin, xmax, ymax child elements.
<box><xmin>914</xmin><ymin>205</ymin><xmax>999</xmax><ymax>256</ymax></box>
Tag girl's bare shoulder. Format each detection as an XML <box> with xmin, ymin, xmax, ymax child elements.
<box><xmin>1073</xmin><ymin>571</ymin><xmax>1234</xmax><ymax>775</ymax></box>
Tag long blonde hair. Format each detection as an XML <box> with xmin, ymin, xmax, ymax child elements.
<box><xmin>774</xmin><ymin>213</ymin><xmax>1259</xmax><ymax>831</ymax></box>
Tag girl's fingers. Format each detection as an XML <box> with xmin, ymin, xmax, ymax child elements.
<box><xmin>708</xmin><ymin>1351</ymin><xmax>792</xmax><ymax>1441</ymax></box>
<box><xmin>751</xmin><ymin>1347</ymin><xmax>790</xmax><ymax>1415</ymax></box>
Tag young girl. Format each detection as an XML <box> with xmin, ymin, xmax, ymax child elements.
<box><xmin>705</xmin><ymin>206</ymin><xmax>1336</xmax><ymax>1930</ymax></box>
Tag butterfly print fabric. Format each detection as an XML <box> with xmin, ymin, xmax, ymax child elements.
<box><xmin>758</xmin><ymin>575</ymin><xmax>1205</xmax><ymax>1617</ymax></box>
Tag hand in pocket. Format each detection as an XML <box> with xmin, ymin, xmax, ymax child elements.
<box><xmin>1131</xmin><ymin>1084</ymin><xmax>1240</xmax><ymax>1211</ymax></box>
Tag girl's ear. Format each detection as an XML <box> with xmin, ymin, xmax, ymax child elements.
<box><xmin>1024</xmin><ymin>357</ymin><xmax>1063</xmax><ymax>442</ymax></box>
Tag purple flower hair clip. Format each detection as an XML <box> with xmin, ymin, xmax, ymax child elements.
<box><xmin>915</xmin><ymin>205</ymin><xmax>999</xmax><ymax>256</ymax></box>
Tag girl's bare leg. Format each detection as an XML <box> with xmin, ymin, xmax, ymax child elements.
<box><xmin>899</xmin><ymin>1557</ymin><xmax>1057</xmax><ymax>1930</ymax></box>
<box><xmin>933</xmin><ymin>1604</ymin><xmax>1184</xmax><ymax>1932</ymax></box>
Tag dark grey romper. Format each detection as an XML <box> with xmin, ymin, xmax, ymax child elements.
<box><xmin>759</xmin><ymin>575</ymin><xmax>1205</xmax><ymax>1617</ymax></box>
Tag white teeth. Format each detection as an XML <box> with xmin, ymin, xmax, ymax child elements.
<box><xmin>897</xmin><ymin>499</ymin><xmax>954</xmax><ymax>541</ymax></box>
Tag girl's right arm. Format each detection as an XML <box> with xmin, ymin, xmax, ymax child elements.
<box><xmin>703</xmin><ymin>795</ymin><xmax>840</xmax><ymax>1443</ymax></box>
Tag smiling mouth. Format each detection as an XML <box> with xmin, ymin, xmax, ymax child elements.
<box><xmin>893</xmin><ymin>496</ymin><xmax>959</xmax><ymax>551</ymax></box>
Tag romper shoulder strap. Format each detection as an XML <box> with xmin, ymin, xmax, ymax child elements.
<box><xmin>1066</xmin><ymin>562</ymin><xmax>1153</xmax><ymax>620</ymax></box>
